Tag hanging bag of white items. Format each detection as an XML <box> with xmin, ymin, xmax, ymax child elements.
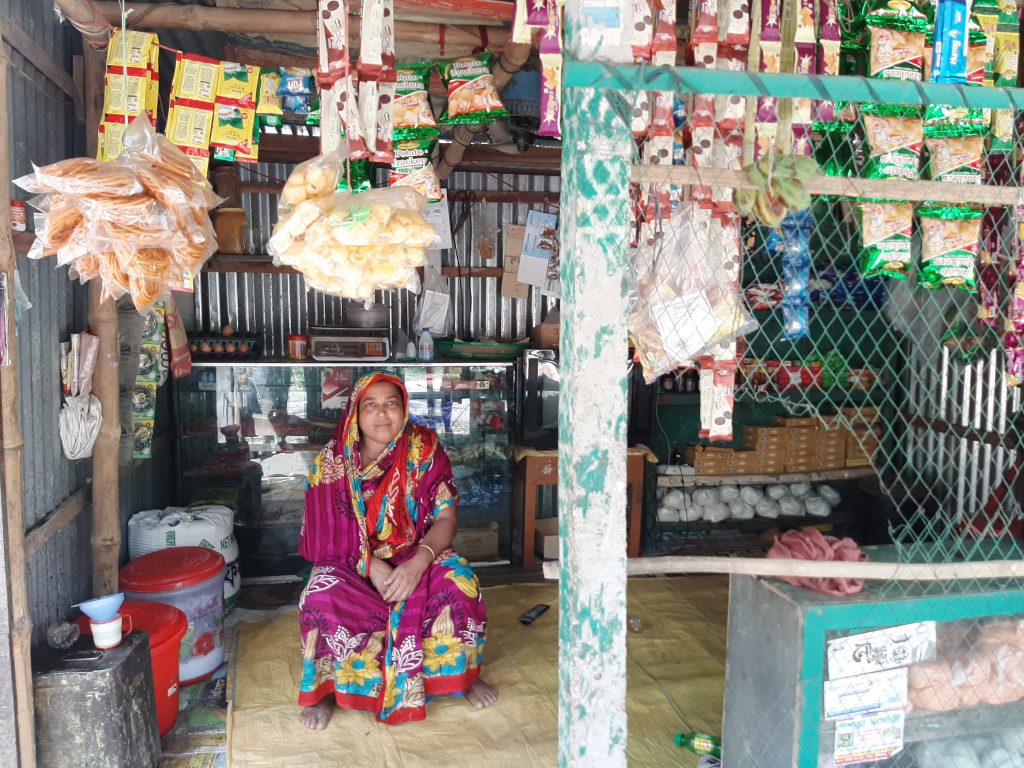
<box><xmin>127</xmin><ymin>505</ymin><xmax>241</xmax><ymax>612</ymax></box>
<box><xmin>59</xmin><ymin>394</ymin><xmax>102</xmax><ymax>460</ymax></box>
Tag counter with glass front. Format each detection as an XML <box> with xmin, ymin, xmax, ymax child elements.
<box><xmin>174</xmin><ymin>360</ymin><xmax>514</xmax><ymax>576</ymax></box>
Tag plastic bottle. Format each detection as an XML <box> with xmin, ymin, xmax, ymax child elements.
<box><xmin>417</xmin><ymin>328</ymin><xmax>434</xmax><ymax>362</ymax></box>
<box><xmin>405</xmin><ymin>339</ymin><xmax>417</xmax><ymax>360</ymax></box>
<box><xmin>674</xmin><ymin>732</ymin><xmax>722</xmax><ymax>758</ymax></box>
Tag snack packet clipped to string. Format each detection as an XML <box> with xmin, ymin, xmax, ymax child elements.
<box><xmin>338</xmin><ymin>160</ymin><xmax>372</xmax><ymax>195</ymax></box>
<box><xmin>279</xmin><ymin>67</ymin><xmax>316</xmax><ymax>114</ymax></box>
<box><xmin>165</xmin><ymin>52</ymin><xmax>220</xmax><ymax>175</ymax></box>
<box><xmin>778</xmin><ymin>211</ymin><xmax>814</xmax><ymax>341</ymax></box>
<box><xmin>389</xmin><ymin>139</ymin><xmax>442</xmax><ymax>202</ymax></box>
<box><xmin>256</xmin><ymin>68</ymin><xmax>284</xmax><ymax>128</ymax></box>
<box><xmin>211</xmin><ymin>62</ymin><xmax>260</xmax><ymax>162</ymax></box>
<box><xmin>539</xmin><ymin>0</ymin><xmax>563</xmax><ymax>139</ymax></box>
<box><xmin>439</xmin><ymin>53</ymin><xmax>508</xmax><ymax>125</ymax></box>
<box><xmin>860</xmin><ymin>104</ymin><xmax>923</xmax><ymax>180</ymax></box>
<box><xmin>865</xmin><ymin>0</ymin><xmax>928</xmax><ymax>81</ymax></box>
<box><xmin>1005</xmin><ymin>219</ymin><xmax>1024</xmax><ymax>386</ymax></box>
<box><xmin>919</xmin><ymin>203</ymin><xmax>983</xmax><ymax>292</ymax></box>
<box><xmin>393</xmin><ymin>64</ymin><xmax>439</xmax><ymax>140</ymax></box>
<box><xmin>858</xmin><ymin>199</ymin><xmax>913</xmax><ymax>279</ymax></box>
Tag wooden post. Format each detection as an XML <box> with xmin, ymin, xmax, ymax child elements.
<box><xmin>558</xmin><ymin>7</ymin><xmax>633</xmax><ymax>767</ymax></box>
<box><xmin>0</xmin><ymin>29</ymin><xmax>36</xmax><ymax>768</ymax></box>
<box><xmin>84</xmin><ymin>47</ymin><xmax>121</xmax><ymax>598</ymax></box>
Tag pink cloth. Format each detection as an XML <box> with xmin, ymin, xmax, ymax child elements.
<box><xmin>766</xmin><ymin>527</ymin><xmax>868</xmax><ymax>596</ymax></box>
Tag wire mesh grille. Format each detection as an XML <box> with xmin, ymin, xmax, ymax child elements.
<box><xmin>594</xmin><ymin>83</ymin><xmax>1024</xmax><ymax>766</ymax></box>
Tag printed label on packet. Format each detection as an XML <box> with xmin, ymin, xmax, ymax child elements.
<box><xmin>389</xmin><ymin>139</ymin><xmax>442</xmax><ymax>201</ymax></box>
<box><xmin>869</xmin><ymin>27</ymin><xmax>925</xmax><ymax>80</ymax></box>
<box><xmin>863</xmin><ymin>115</ymin><xmax>923</xmax><ymax>179</ymax></box>
<box><xmin>925</xmin><ymin>135</ymin><xmax>984</xmax><ymax>184</ymax></box>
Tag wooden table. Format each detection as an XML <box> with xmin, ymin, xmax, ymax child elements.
<box><xmin>513</xmin><ymin>448</ymin><xmax>648</xmax><ymax>569</ymax></box>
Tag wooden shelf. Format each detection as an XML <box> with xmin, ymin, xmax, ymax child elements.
<box><xmin>656</xmin><ymin>466</ymin><xmax>876</xmax><ymax>487</ymax></box>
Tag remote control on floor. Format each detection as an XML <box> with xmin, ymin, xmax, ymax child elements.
<box><xmin>519</xmin><ymin>603</ymin><xmax>550</xmax><ymax>625</ymax></box>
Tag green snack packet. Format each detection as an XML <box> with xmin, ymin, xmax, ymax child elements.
<box><xmin>860</xmin><ymin>105</ymin><xmax>923</xmax><ymax>179</ymax></box>
<box><xmin>337</xmin><ymin>159</ymin><xmax>372</xmax><ymax>195</ymax></box>
<box><xmin>865</xmin><ymin>0</ymin><xmax>929</xmax><ymax>30</ymax></box>
<box><xmin>394</xmin><ymin>63</ymin><xmax>440</xmax><ymax>140</ymax></box>
<box><xmin>919</xmin><ymin>203</ymin><xmax>983</xmax><ymax>292</ymax></box>
<box><xmin>922</xmin><ymin>104</ymin><xmax>990</xmax><ymax>135</ymax></box>
<box><xmin>858</xmin><ymin>199</ymin><xmax>914</xmax><ymax>279</ymax></box>
<box><xmin>924</xmin><ymin>134</ymin><xmax>985</xmax><ymax>183</ymax></box>
<box><xmin>439</xmin><ymin>52</ymin><xmax>508</xmax><ymax>125</ymax></box>
<box><xmin>813</xmin><ymin>122</ymin><xmax>856</xmax><ymax>176</ymax></box>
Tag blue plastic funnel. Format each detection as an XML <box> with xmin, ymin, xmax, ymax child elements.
<box><xmin>75</xmin><ymin>593</ymin><xmax>124</xmax><ymax>622</ymax></box>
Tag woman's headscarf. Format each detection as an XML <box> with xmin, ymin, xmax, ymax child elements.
<box><xmin>304</xmin><ymin>371</ymin><xmax>442</xmax><ymax>576</ymax></box>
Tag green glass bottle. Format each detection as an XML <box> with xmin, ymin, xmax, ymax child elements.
<box><xmin>674</xmin><ymin>732</ymin><xmax>722</xmax><ymax>758</ymax></box>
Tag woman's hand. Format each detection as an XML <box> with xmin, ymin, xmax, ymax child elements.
<box><xmin>381</xmin><ymin>550</ymin><xmax>432</xmax><ymax>604</ymax></box>
<box><xmin>368</xmin><ymin>557</ymin><xmax>394</xmax><ymax>597</ymax></box>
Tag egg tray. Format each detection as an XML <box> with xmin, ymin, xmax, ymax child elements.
<box><xmin>188</xmin><ymin>334</ymin><xmax>262</xmax><ymax>361</ymax></box>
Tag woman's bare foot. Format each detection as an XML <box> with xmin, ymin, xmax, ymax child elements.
<box><xmin>298</xmin><ymin>698</ymin><xmax>334</xmax><ymax>730</ymax></box>
<box><xmin>465</xmin><ymin>679</ymin><xmax>498</xmax><ymax>709</ymax></box>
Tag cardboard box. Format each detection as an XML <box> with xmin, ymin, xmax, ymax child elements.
<box><xmin>454</xmin><ymin>522</ymin><xmax>500</xmax><ymax>561</ymax></box>
<box><xmin>500</xmin><ymin>225</ymin><xmax>530</xmax><ymax>299</ymax></box>
<box><xmin>841</xmin><ymin>406</ymin><xmax>879</xmax><ymax>427</ymax></box>
<box><xmin>816</xmin><ymin>429</ymin><xmax>846</xmax><ymax>453</ymax></box>
<box><xmin>530</xmin><ymin>323</ymin><xmax>560</xmax><ymax>349</ymax></box>
<box><xmin>845</xmin><ymin>427</ymin><xmax>880</xmax><ymax>467</ymax></box>
<box><xmin>773</xmin><ymin>416</ymin><xmax>819</xmax><ymax>428</ymax></box>
<box><xmin>534</xmin><ymin>517</ymin><xmax>559</xmax><ymax>560</ymax></box>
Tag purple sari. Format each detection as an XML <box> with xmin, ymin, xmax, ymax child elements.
<box><xmin>297</xmin><ymin>372</ymin><xmax>487</xmax><ymax>724</ymax></box>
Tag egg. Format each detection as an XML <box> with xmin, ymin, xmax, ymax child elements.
<box><xmin>239</xmin><ymin>342</ymin><xmax>249</xmax><ymax>353</ymax></box>
<box><xmin>213</xmin><ymin>342</ymin><xmax>224</xmax><ymax>353</ymax></box>
<box><xmin>189</xmin><ymin>343</ymin><xmax>198</xmax><ymax>353</ymax></box>
<box><xmin>200</xmin><ymin>342</ymin><xmax>212</xmax><ymax>353</ymax></box>
<box><xmin>226</xmin><ymin>342</ymin><xmax>236</xmax><ymax>353</ymax></box>
<box><xmin>222</xmin><ymin>325</ymin><xmax>235</xmax><ymax>338</ymax></box>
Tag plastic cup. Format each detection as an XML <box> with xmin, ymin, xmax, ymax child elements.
<box><xmin>90</xmin><ymin>614</ymin><xmax>132</xmax><ymax>650</ymax></box>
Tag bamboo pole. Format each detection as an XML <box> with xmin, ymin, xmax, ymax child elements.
<box><xmin>55</xmin><ymin>0</ymin><xmax>505</xmax><ymax>49</ymax></box>
<box><xmin>0</xmin><ymin>29</ymin><xmax>36</xmax><ymax>768</ymax></box>
<box><xmin>436</xmin><ymin>40</ymin><xmax>533</xmax><ymax>180</ymax></box>
<box><xmin>84</xmin><ymin>48</ymin><xmax>121</xmax><ymax>598</ymax></box>
<box><xmin>542</xmin><ymin>556</ymin><xmax>1024</xmax><ymax>582</ymax></box>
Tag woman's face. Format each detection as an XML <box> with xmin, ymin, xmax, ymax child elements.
<box><xmin>357</xmin><ymin>380</ymin><xmax>405</xmax><ymax>447</ymax></box>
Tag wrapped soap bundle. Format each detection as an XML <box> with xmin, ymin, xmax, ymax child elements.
<box><xmin>269</xmin><ymin>153</ymin><xmax>439</xmax><ymax>299</ymax></box>
<box><xmin>19</xmin><ymin>117</ymin><xmax>220</xmax><ymax>312</ymax></box>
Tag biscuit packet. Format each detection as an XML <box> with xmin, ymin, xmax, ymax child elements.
<box><xmin>860</xmin><ymin>104</ymin><xmax>923</xmax><ymax>180</ymax></box>
<box><xmin>256</xmin><ymin>68</ymin><xmax>284</xmax><ymax>128</ymax></box>
<box><xmin>393</xmin><ymin>63</ymin><xmax>439</xmax><ymax>140</ymax></box>
<box><xmin>389</xmin><ymin>139</ymin><xmax>442</xmax><ymax>201</ymax></box>
<box><xmin>858</xmin><ymin>199</ymin><xmax>914</xmax><ymax>279</ymax></box>
<box><xmin>439</xmin><ymin>53</ymin><xmax>508</xmax><ymax>125</ymax></box>
<box><xmin>919</xmin><ymin>203</ymin><xmax>983</xmax><ymax>291</ymax></box>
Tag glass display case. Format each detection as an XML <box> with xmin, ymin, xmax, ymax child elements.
<box><xmin>174</xmin><ymin>361</ymin><xmax>514</xmax><ymax>576</ymax></box>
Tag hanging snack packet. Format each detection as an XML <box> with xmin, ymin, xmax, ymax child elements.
<box><xmin>256</xmin><ymin>68</ymin><xmax>284</xmax><ymax>128</ymax></box>
<box><xmin>924</xmin><ymin>134</ymin><xmax>984</xmax><ymax>184</ymax></box>
<box><xmin>865</xmin><ymin>0</ymin><xmax>928</xmax><ymax>81</ymax></box>
<box><xmin>539</xmin><ymin>0</ymin><xmax>563</xmax><ymax>139</ymax></box>
<box><xmin>439</xmin><ymin>53</ymin><xmax>508</xmax><ymax>125</ymax></box>
<box><xmin>338</xmin><ymin>160</ymin><xmax>372</xmax><ymax>195</ymax></box>
<box><xmin>278</xmin><ymin>67</ymin><xmax>316</xmax><ymax>115</ymax></box>
<box><xmin>860</xmin><ymin>104</ymin><xmax>923</xmax><ymax>180</ymax></box>
<box><xmin>919</xmin><ymin>203</ymin><xmax>983</xmax><ymax>291</ymax></box>
<box><xmin>393</xmin><ymin>64</ymin><xmax>439</xmax><ymax>140</ymax></box>
<box><xmin>389</xmin><ymin>139</ymin><xmax>442</xmax><ymax>201</ymax></box>
<box><xmin>165</xmin><ymin>52</ymin><xmax>220</xmax><ymax>175</ymax></box>
<box><xmin>858</xmin><ymin>200</ymin><xmax>913</xmax><ymax>279</ymax></box>
<box><xmin>211</xmin><ymin>62</ymin><xmax>260</xmax><ymax>162</ymax></box>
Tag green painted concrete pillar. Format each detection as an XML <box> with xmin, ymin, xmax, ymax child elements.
<box><xmin>558</xmin><ymin>5</ymin><xmax>634</xmax><ymax>766</ymax></box>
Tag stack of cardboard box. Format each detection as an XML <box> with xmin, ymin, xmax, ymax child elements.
<box><xmin>680</xmin><ymin>409</ymin><xmax>881</xmax><ymax>475</ymax></box>
<box><xmin>836</xmin><ymin>406</ymin><xmax>881</xmax><ymax>467</ymax></box>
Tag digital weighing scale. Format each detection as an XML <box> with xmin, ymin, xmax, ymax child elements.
<box><xmin>309</xmin><ymin>326</ymin><xmax>391</xmax><ymax>361</ymax></box>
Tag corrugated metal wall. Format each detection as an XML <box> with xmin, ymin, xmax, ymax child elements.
<box><xmin>192</xmin><ymin>166</ymin><xmax>560</xmax><ymax>353</ymax></box>
<box><xmin>2</xmin><ymin>3</ymin><xmax>94</xmax><ymax>644</ymax></box>
<box><xmin>906</xmin><ymin>346</ymin><xmax>1022</xmax><ymax>526</ymax></box>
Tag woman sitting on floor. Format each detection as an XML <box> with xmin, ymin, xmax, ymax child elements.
<box><xmin>297</xmin><ymin>371</ymin><xmax>497</xmax><ymax>728</ymax></box>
